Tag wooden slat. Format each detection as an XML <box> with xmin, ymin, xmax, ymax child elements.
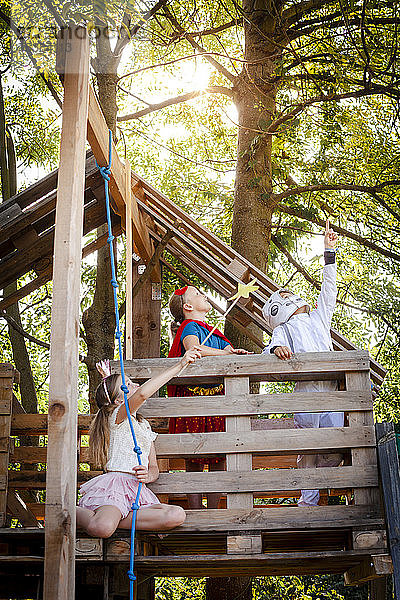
<box><xmin>175</xmin><ymin>505</ymin><xmax>384</xmax><ymax>532</ymax></box>
<box><xmin>11</xmin><ymin>414</ymin><xmax>293</xmax><ymax>436</ymax></box>
<box><xmin>352</xmin><ymin>529</ymin><xmax>386</xmax><ymax>550</ymax></box>
<box><xmin>8</xmin><ymin>465</ymin><xmax>377</xmax><ymax>492</ymax></box>
<box><xmin>145</xmin><ymin>465</ymin><xmax>378</xmax><ymax>494</ymax></box>
<box><xmin>9</xmin><ymin>470</ymin><xmax>102</xmax><ymax>488</ymax></box>
<box><xmin>119</xmin><ymin>351</ymin><xmax>370</xmax><ymax>383</ymax></box>
<box><xmin>0</xmin><ymin>191</ymin><xmax>107</xmax><ymax>290</ymax></box>
<box><xmin>0</xmin><ymin>224</ymin><xmax>122</xmax><ymax>313</ymax></box>
<box><xmin>0</xmin><ymin>389</ymin><xmax>12</xmax><ymax>415</ymax></box>
<box><xmin>11</xmin><ymin>447</ymin><xmax>299</xmax><ymax>469</ymax></box>
<box><xmin>11</xmin><ymin>413</ymin><xmax>92</xmax><ymax>434</ymax></box>
<box><xmin>139</xmin><ymin>390</ymin><xmax>372</xmax><ymax>417</ymax></box>
<box><xmin>153</xmin><ymin>426</ymin><xmax>376</xmax><ymax>456</ymax></box>
<box><xmin>44</xmin><ymin>27</ymin><xmax>89</xmax><ymax>600</ymax></box>
<box><xmin>131</xmin><ymin>549</ymin><xmax>384</xmax><ymax>577</ymax></box>
<box><xmin>225</xmin><ymin>377</ymin><xmax>253</xmax><ymax>509</ymax></box>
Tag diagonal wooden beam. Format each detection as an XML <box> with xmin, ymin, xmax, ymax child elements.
<box><xmin>86</xmin><ymin>88</ymin><xmax>152</xmax><ymax>262</ymax></box>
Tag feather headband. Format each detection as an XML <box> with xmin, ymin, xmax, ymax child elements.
<box><xmin>96</xmin><ymin>359</ymin><xmax>112</xmax><ymax>403</ymax></box>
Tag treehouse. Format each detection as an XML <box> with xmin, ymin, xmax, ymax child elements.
<box><xmin>0</xmin><ymin>27</ymin><xmax>399</xmax><ymax>600</ymax></box>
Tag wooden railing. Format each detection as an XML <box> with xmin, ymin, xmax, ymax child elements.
<box><xmin>5</xmin><ymin>351</ymin><xmax>386</xmax><ymax>546</ymax></box>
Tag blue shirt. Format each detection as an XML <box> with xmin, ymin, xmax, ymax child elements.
<box><xmin>180</xmin><ymin>321</ymin><xmax>230</xmax><ymax>353</ymax></box>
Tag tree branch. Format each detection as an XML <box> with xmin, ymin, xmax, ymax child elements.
<box><xmin>162</xmin><ymin>6</ymin><xmax>237</xmax><ymax>85</ymax></box>
<box><xmin>113</xmin><ymin>0</ymin><xmax>169</xmax><ymax>58</ymax></box>
<box><xmin>271</xmin><ymin>235</ymin><xmax>321</xmax><ymax>288</ymax></box>
<box><xmin>118</xmin><ymin>51</ymin><xmax>253</xmax><ymax>83</ymax></box>
<box><xmin>0</xmin><ymin>10</ymin><xmax>62</xmax><ymax>108</ymax></box>
<box><xmin>274</xmin><ymin>180</ymin><xmax>400</xmax><ymax>202</ymax></box>
<box><xmin>117</xmin><ymin>86</ymin><xmax>233</xmax><ymax>121</ymax></box>
<box><xmin>288</xmin><ymin>16</ymin><xmax>400</xmax><ymax>41</ymax></box>
<box><xmin>186</xmin><ymin>19</ymin><xmax>242</xmax><ymax>37</ymax></box>
<box><xmin>0</xmin><ymin>310</ymin><xmax>89</xmax><ymax>362</ymax></box>
<box><xmin>277</xmin><ymin>205</ymin><xmax>400</xmax><ymax>262</ymax></box>
<box><xmin>268</xmin><ymin>85</ymin><xmax>400</xmax><ymax>132</ymax></box>
<box><xmin>282</xmin><ymin>0</ymin><xmax>341</xmax><ymax>26</ymax></box>
<box><xmin>1</xmin><ymin>310</ymin><xmax>50</xmax><ymax>350</ymax></box>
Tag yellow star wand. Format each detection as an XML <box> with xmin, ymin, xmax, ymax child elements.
<box><xmin>176</xmin><ymin>278</ymin><xmax>259</xmax><ymax>376</ymax></box>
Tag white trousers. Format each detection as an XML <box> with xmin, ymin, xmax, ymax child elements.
<box><xmin>294</xmin><ymin>411</ymin><xmax>344</xmax><ymax>506</ymax></box>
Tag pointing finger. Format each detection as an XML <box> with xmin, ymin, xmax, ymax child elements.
<box><xmin>325</xmin><ymin>219</ymin><xmax>330</xmax><ymax>235</ymax></box>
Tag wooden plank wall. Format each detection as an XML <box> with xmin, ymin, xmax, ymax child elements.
<box><xmin>5</xmin><ymin>351</ymin><xmax>386</xmax><ymax>546</ymax></box>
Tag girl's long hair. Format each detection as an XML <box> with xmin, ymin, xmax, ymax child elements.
<box><xmin>89</xmin><ymin>374</ymin><xmax>144</xmax><ymax>469</ymax></box>
<box><xmin>168</xmin><ymin>287</ymin><xmax>193</xmax><ymax>339</ymax></box>
<box><xmin>89</xmin><ymin>374</ymin><xmax>121</xmax><ymax>469</ymax></box>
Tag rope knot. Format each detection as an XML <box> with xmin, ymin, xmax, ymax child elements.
<box><xmin>131</xmin><ymin>501</ymin><xmax>140</xmax><ymax>511</ymax></box>
<box><xmin>115</xmin><ymin>330</ymin><xmax>123</xmax><ymax>340</ymax></box>
<box><xmin>121</xmin><ymin>384</ymin><xmax>129</xmax><ymax>394</ymax></box>
<box><xmin>127</xmin><ymin>570</ymin><xmax>136</xmax><ymax>582</ymax></box>
<box><xmin>111</xmin><ymin>279</ymin><xmax>118</xmax><ymax>288</ymax></box>
<box><xmin>107</xmin><ymin>235</ymin><xmax>114</xmax><ymax>243</ymax></box>
<box><xmin>134</xmin><ymin>447</ymin><xmax>142</xmax><ymax>456</ymax></box>
<box><xmin>98</xmin><ymin>166</ymin><xmax>111</xmax><ymax>181</ymax></box>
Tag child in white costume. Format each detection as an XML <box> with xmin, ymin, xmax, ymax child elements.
<box><xmin>262</xmin><ymin>220</ymin><xmax>342</xmax><ymax>506</ymax></box>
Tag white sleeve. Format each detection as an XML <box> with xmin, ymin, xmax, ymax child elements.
<box><xmin>263</xmin><ymin>325</ymin><xmax>289</xmax><ymax>354</ymax></box>
<box><xmin>313</xmin><ymin>261</ymin><xmax>337</xmax><ymax>328</ymax></box>
<box><xmin>144</xmin><ymin>419</ymin><xmax>158</xmax><ymax>442</ymax></box>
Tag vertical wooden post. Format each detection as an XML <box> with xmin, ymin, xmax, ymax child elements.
<box><xmin>0</xmin><ymin>364</ymin><xmax>17</xmax><ymax>527</ymax></box>
<box><xmin>44</xmin><ymin>26</ymin><xmax>89</xmax><ymax>600</ymax></box>
<box><xmin>132</xmin><ymin>260</ymin><xmax>161</xmax><ymax>359</ymax></box>
<box><xmin>376</xmin><ymin>422</ymin><xmax>400</xmax><ymax>600</ymax></box>
<box><xmin>225</xmin><ymin>377</ymin><xmax>252</xmax><ymax>509</ymax></box>
<box><xmin>125</xmin><ymin>159</ymin><xmax>133</xmax><ymax>360</ymax></box>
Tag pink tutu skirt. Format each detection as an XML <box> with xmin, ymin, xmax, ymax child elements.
<box><xmin>78</xmin><ymin>471</ymin><xmax>160</xmax><ymax>519</ymax></box>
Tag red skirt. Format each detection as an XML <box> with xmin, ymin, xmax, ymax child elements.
<box><xmin>169</xmin><ymin>384</ymin><xmax>225</xmax><ymax>465</ymax></box>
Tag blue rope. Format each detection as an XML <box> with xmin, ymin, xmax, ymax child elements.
<box><xmin>96</xmin><ymin>130</ymin><xmax>141</xmax><ymax>598</ymax></box>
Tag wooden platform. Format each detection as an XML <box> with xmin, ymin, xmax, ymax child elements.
<box><xmin>0</xmin><ymin>352</ymin><xmax>394</xmax><ymax>593</ymax></box>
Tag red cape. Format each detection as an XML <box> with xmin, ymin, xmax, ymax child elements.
<box><xmin>167</xmin><ymin>319</ymin><xmax>231</xmax><ymax>397</ymax></box>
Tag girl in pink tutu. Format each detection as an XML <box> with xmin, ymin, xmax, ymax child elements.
<box><xmin>76</xmin><ymin>347</ymin><xmax>201</xmax><ymax>538</ymax></box>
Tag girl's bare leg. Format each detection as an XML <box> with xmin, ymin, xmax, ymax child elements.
<box><xmin>185</xmin><ymin>459</ymin><xmax>203</xmax><ymax>509</ymax></box>
<box><xmin>118</xmin><ymin>503</ymin><xmax>186</xmax><ymax>531</ymax></box>
<box><xmin>76</xmin><ymin>506</ymin><xmax>95</xmax><ymax>530</ymax></box>
<box><xmin>207</xmin><ymin>459</ymin><xmax>225</xmax><ymax>509</ymax></box>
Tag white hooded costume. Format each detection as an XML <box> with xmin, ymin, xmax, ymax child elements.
<box><xmin>262</xmin><ymin>250</ymin><xmax>343</xmax><ymax>506</ymax></box>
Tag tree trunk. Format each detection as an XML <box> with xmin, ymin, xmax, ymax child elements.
<box><xmin>82</xmin><ymin>25</ymin><xmax>119</xmax><ymax>409</ymax></box>
<box><xmin>225</xmin><ymin>0</ymin><xmax>281</xmax><ymax>352</ymax></box>
<box><xmin>222</xmin><ymin>5</ymin><xmax>283</xmax><ymax>596</ymax></box>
